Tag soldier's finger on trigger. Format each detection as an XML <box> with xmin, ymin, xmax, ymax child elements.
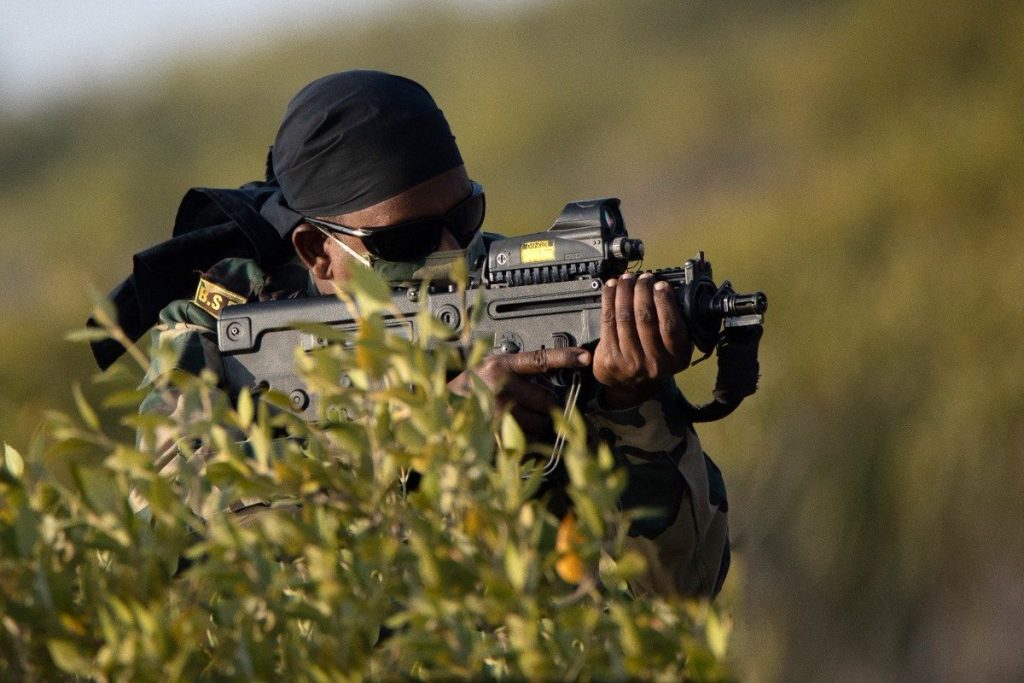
<box><xmin>634</xmin><ymin>273</ymin><xmax>669</xmax><ymax>358</ymax></box>
<box><xmin>502</xmin><ymin>346</ymin><xmax>589</xmax><ymax>375</ymax></box>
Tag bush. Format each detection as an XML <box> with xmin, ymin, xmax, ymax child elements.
<box><xmin>0</xmin><ymin>270</ymin><xmax>731</xmax><ymax>681</ymax></box>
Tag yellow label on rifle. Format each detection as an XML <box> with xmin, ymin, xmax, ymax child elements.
<box><xmin>193</xmin><ymin>277</ymin><xmax>247</xmax><ymax>319</ymax></box>
<box><xmin>520</xmin><ymin>239</ymin><xmax>556</xmax><ymax>264</ymax></box>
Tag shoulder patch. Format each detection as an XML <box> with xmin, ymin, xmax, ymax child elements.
<box><xmin>193</xmin><ymin>276</ymin><xmax>247</xmax><ymax>318</ymax></box>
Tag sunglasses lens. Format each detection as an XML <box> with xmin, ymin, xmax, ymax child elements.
<box><xmin>362</xmin><ymin>224</ymin><xmax>443</xmax><ymax>261</ymax></box>
<box><xmin>450</xmin><ymin>192</ymin><xmax>485</xmax><ymax>246</ymax></box>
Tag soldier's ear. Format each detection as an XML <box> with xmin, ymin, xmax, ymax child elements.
<box><xmin>292</xmin><ymin>224</ymin><xmax>333</xmax><ymax>280</ymax></box>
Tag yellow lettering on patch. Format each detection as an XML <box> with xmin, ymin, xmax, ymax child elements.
<box><xmin>193</xmin><ymin>277</ymin><xmax>247</xmax><ymax>319</ymax></box>
<box><xmin>520</xmin><ymin>239</ymin><xmax>556</xmax><ymax>264</ymax></box>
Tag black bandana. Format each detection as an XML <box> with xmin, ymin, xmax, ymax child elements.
<box><xmin>268</xmin><ymin>70</ymin><xmax>463</xmax><ymax>220</ymax></box>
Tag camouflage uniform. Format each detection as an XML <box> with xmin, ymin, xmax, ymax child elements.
<box><xmin>586</xmin><ymin>384</ymin><xmax>729</xmax><ymax>597</ymax></box>
<box><xmin>140</xmin><ymin>256</ymin><xmax>730</xmax><ymax>597</ymax></box>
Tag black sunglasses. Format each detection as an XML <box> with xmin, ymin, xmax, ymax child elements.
<box><xmin>304</xmin><ymin>181</ymin><xmax>485</xmax><ymax>262</ymax></box>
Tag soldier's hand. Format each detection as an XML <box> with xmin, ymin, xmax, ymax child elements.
<box><xmin>593</xmin><ymin>272</ymin><xmax>693</xmax><ymax>409</ymax></box>
<box><xmin>449</xmin><ymin>347</ymin><xmax>591</xmax><ymax>439</ymax></box>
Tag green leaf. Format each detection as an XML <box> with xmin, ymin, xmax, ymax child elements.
<box><xmin>449</xmin><ymin>255</ymin><xmax>468</xmax><ymax>289</ymax></box>
<box><xmin>706</xmin><ymin>610</ymin><xmax>731</xmax><ymax>660</ymax></box>
<box><xmin>237</xmin><ymin>387</ymin><xmax>254</xmax><ymax>430</ymax></box>
<box><xmin>343</xmin><ymin>262</ymin><xmax>392</xmax><ymax>314</ymax></box>
<box><xmin>565</xmin><ymin>455</ymin><xmax>596</xmax><ymax>500</ymax></box>
<box><xmin>609</xmin><ymin>550</ymin><xmax>647</xmax><ymax>583</ymax></box>
<box><xmin>64</xmin><ymin>327</ymin><xmax>113</xmax><ymax>343</ymax></box>
<box><xmin>120</xmin><ymin>412</ymin><xmax>175</xmax><ymax>432</ymax></box>
<box><xmin>47</xmin><ymin>638</ymin><xmax>95</xmax><ymax>676</ymax></box>
<box><xmin>101</xmin><ymin>388</ymin><xmax>148</xmax><ymax>408</ymax></box>
<box><xmin>45</xmin><ymin>436</ymin><xmax>106</xmax><ymax>463</ymax></box>
<box><xmin>72</xmin><ymin>383</ymin><xmax>100</xmax><ymax>431</ymax></box>
<box><xmin>250</xmin><ymin>422</ymin><xmax>273</xmax><ymax>470</ymax></box>
<box><xmin>499</xmin><ymin>412</ymin><xmax>525</xmax><ymax>457</ymax></box>
<box><xmin>3</xmin><ymin>442</ymin><xmax>24</xmax><ymax>478</ymax></box>
<box><xmin>504</xmin><ymin>545</ymin><xmax>529</xmax><ymax>592</ymax></box>
<box><xmin>88</xmin><ymin>285</ymin><xmax>119</xmax><ymax>329</ymax></box>
<box><xmin>574</xmin><ymin>496</ymin><xmax>604</xmax><ymax>538</ymax></box>
<box><xmin>206</xmin><ymin>457</ymin><xmax>254</xmax><ymax>485</ymax></box>
<box><xmin>103</xmin><ymin>446</ymin><xmax>154</xmax><ymax>475</ymax></box>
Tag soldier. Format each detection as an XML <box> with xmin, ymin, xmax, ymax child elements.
<box><xmin>101</xmin><ymin>71</ymin><xmax>744</xmax><ymax>598</ymax></box>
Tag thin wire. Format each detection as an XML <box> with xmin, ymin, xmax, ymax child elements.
<box><xmin>543</xmin><ymin>370</ymin><xmax>582</xmax><ymax>477</ymax></box>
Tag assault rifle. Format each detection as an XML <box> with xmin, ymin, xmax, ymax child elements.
<box><xmin>216</xmin><ymin>197</ymin><xmax>766</xmax><ymax>421</ymax></box>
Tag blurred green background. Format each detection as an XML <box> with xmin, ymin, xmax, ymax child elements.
<box><xmin>2</xmin><ymin>0</ymin><xmax>1022</xmax><ymax>679</ymax></box>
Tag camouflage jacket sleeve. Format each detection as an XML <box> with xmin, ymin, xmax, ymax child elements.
<box><xmin>138</xmin><ymin>255</ymin><xmax>311</xmax><ymax>431</ymax></box>
<box><xmin>138</xmin><ymin>256</ymin><xmax>281</xmax><ymax>393</ymax></box>
<box><xmin>137</xmin><ymin>294</ymin><xmax>307</xmax><ymax>522</ymax></box>
<box><xmin>137</xmin><ymin>297</ymin><xmax>222</xmax><ymax>447</ymax></box>
<box><xmin>585</xmin><ymin>381</ymin><xmax>730</xmax><ymax>598</ymax></box>
<box><xmin>136</xmin><ymin>258</ymin><xmax>309</xmax><ymax>512</ymax></box>
<box><xmin>132</xmin><ymin>295</ymin><xmax>222</xmax><ymax>515</ymax></box>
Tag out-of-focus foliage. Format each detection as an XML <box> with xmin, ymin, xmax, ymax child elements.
<box><xmin>1</xmin><ymin>0</ymin><xmax>1022</xmax><ymax>679</ymax></box>
<box><xmin>0</xmin><ymin>273</ymin><xmax>727</xmax><ymax>681</ymax></box>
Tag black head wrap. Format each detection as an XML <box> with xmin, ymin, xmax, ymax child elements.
<box><xmin>264</xmin><ymin>70</ymin><xmax>463</xmax><ymax>229</ymax></box>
